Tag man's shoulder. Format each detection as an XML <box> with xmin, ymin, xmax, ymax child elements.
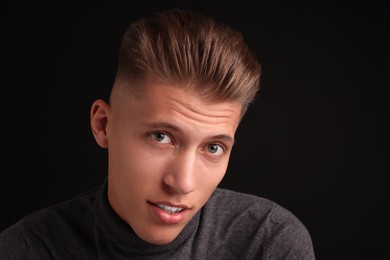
<box><xmin>0</xmin><ymin>185</ymin><xmax>101</xmax><ymax>259</ymax></box>
<box><xmin>201</xmin><ymin>188</ymin><xmax>315</xmax><ymax>259</ymax></box>
<box><xmin>212</xmin><ymin>187</ymin><xmax>269</xmax><ymax>202</ymax></box>
<box><xmin>208</xmin><ymin>187</ymin><xmax>309</xmax><ymax>230</ymax></box>
<box><xmin>23</xmin><ymin>185</ymin><xmax>99</xmax><ymax>226</ymax></box>
<box><xmin>208</xmin><ymin>187</ymin><xmax>276</xmax><ymax>215</ymax></box>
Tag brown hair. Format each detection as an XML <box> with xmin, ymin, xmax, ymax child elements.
<box><xmin>114</xmin><ymin>8</ymin><xmax>261</xmax><ymax>113</ymax></box>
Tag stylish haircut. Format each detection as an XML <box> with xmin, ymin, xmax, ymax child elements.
<box><xmin>114</xmin><ymin>8</ymin><xmax>261</xmax><ymax>113</ymax></box>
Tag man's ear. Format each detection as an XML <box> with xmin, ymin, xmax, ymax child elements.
<box><xmin>90</xmin><ymin>99</ymin><xmax>110</xmax><ymax>148</ymax></box>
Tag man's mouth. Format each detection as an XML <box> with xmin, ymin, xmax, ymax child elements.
<box><xmin>148</xmin><ymin>201</ymin><xmax>189</xmax><ymax>224</ymax></box>
<box><xmin>157</xmin><ymin>204</ymin><xmax>184</xmax><ymax>214</ymax></box>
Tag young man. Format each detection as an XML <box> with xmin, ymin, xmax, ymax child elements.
<box><xmin>0</xmin><ymin>8</ymin><xmax>315</xmax><ymax>259</ymax></box>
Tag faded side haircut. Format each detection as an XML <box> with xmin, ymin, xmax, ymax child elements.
<box><xmin>114</xmin><ymin>8</ymin><xmax>261</xmax><ymax>113</ymax></box>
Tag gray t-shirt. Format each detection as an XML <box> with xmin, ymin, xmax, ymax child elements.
<box><xmin>0</xmin><ymin>179</ymin><xmax>315</xmax><ymax>259</ymax></box>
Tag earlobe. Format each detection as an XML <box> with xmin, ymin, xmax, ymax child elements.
<box><xmin>90</xmin><ymin>99</ymin><xmax>110</xmax><ymax>148</ymax></box>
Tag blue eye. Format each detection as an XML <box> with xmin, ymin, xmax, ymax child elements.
<box><xmin>207</xmin><ymin>144</ymin><xmax>224</xmax><ymax>155</ymax></box>
<box><xmin>150</xmin><ymin>132</ymin><xmax>172</xmax><ymax>144</ymax></box>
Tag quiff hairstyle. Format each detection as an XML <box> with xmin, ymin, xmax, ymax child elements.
<box><xmin>114</xmin><ymin>8</ymin><xmax>261</xmax><ymax>113</ymax></box>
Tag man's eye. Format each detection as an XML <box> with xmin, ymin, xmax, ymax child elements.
<box><xmin>207</xmin><ymin>144</ymin><xmax>224</xmax><ymax>156</ymax></box>
<box><xmin>150</xmin><ymin>132</ymin><xmax>172</xmax><ymax>144</ymax></box>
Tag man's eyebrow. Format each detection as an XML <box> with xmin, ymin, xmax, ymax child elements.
<box><xmin>211</xmin><ymin>134</ymin><xmax>235</xmax><ymax>145</ymax></box>
<box><xmin>142</xmin><ymin>122</ymin><xmax>235</xmax><ymax>144</ymax></box>
<box><xmin>142</xmin><ymin>122</ymin><xmax>182</xmax><ymax>132</ymax></box>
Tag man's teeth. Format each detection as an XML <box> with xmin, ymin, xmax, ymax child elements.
<box><xmin>157</xmin><ymin>204</ymin><xmax>183</xmax><ymax>214</ymax></box>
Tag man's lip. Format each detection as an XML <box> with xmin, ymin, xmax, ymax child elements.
<box><xmin>147</xmin><ymin>201</ymin><xmax>190</xmax><ymax>210</ymax></box>
<box><xmin>147</xmin><ymin>201</ymin><xmax>190</xmax><ymax>225</ymax></box>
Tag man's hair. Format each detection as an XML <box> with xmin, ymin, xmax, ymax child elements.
<box><xmin>114</xmin><ymin>8</ymin><xmax>261</xmax><ymax>113</ymax></box>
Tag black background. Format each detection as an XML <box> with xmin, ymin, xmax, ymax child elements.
<box><xmin>3</xmin><ymin>1</ymin><xmax>389</xmax><ymax>259</ymax></box>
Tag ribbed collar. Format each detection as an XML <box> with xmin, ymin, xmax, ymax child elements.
<box><xmin>94</xmin><ymin>179</ymin><xmax>200</xmax><ymax>255</ymax></box>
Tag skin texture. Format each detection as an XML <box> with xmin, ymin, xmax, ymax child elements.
<box><xmin>90</xmin><ymin>79</ymin><xmax>242</xmax><ymax>245</ymax></box>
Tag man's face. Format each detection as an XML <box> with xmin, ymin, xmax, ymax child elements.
<box><xmin>99</xmin><ymin>80</ymin><xmax>242</xmax><ymax>245</ymax></box>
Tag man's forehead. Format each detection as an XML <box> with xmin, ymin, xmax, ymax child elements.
<box><xmin>113</xmin><ymin>79</ymin><xmax>243</xmax><ymax>129</ymax></box>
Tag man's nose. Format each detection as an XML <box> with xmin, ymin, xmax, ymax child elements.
<box><xmin>163</xmin><ymin>149</ymin><xmax>197</xmax><ymax>195</ymax></box>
